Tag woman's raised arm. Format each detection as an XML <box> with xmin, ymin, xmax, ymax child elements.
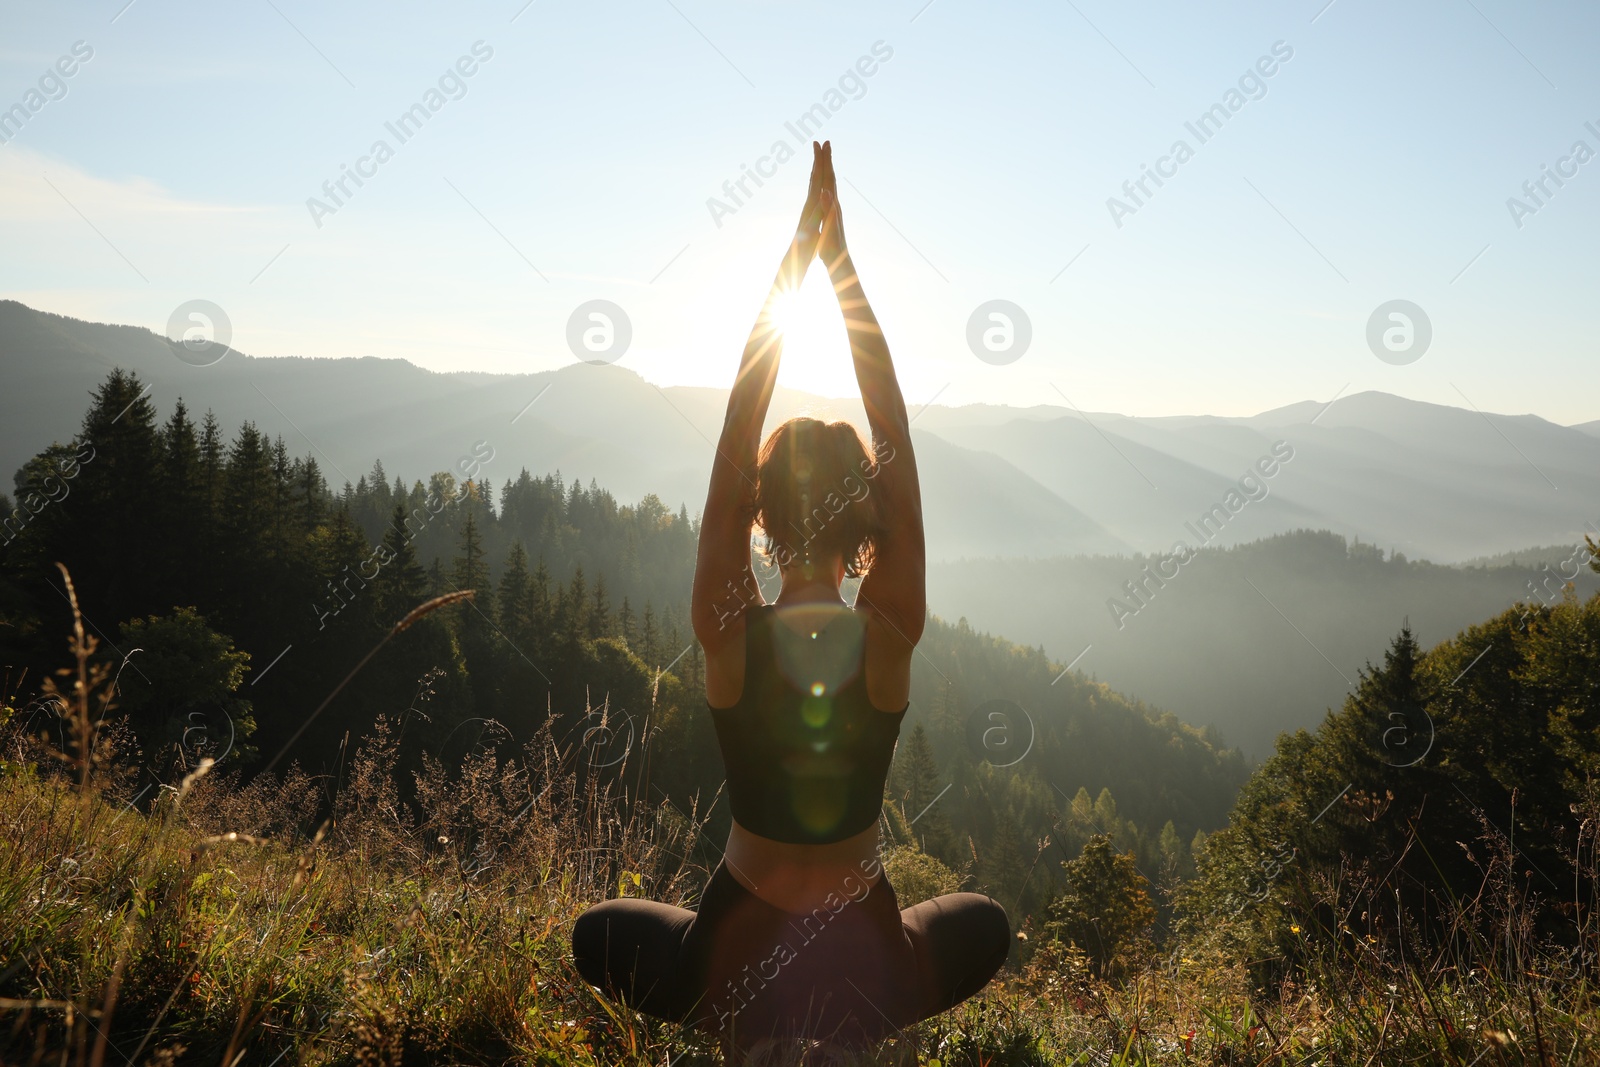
<box><xmin>691</xmin><ymin>143</ymin><xmax>829</xmax><ymax>652</ymax></box>
<box><xmin>817</xmin><ymin>144</ymin><xmax>926</xmax><ymax>650</ymax></box>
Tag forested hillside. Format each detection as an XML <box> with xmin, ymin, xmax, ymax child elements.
<box><xmin>0</xmin><ymin>370</ymin><xmax>1248</xmax><ymax>920</ymax></box>
<box><xmin>1181</xmin><ymin>590</ymin><xmax>1600</xmax><ymax>988</ymax></box>
<box><xmin>931</xmin><ymin>535</ymin><xmax>1600</xmax><ymax>755</ymax></box>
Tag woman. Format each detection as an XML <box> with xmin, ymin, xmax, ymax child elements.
<box><xmin>572</xmin><ymin>142</ymin><xmax>1010</xmax><ymax>1054</ymax></box>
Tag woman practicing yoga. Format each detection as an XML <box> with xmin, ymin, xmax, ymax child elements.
<box><xmin>572</xmin><ymin>142</ymin><xmax>1010</xmax><ymax>1054</ymax></box>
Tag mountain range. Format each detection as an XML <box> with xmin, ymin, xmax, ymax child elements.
<box><xmin>8</xmin><ymin>299</ymin><xmax>1597</xmax><ymax>565</ymax></box>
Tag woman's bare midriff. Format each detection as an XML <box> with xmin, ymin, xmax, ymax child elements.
<box><xmin>723</xmin><ymin>818</ymin><xmax>885</xmax><ymax>915</ymax></box>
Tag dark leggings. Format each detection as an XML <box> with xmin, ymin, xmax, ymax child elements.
<box><xmin>572</xmin><ymin>863</ymin><xmax>1010</xmax><ymax>1048</ymax></box>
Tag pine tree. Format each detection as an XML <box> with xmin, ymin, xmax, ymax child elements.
<box><xmin>368</xmin><ymin>459</ymin><xmax>391</xmax><ymax>515</ymax></box>
<box><xmin>317</xmin><ymin>506</ymin><xmax>373</xmax><ymax>631</ymax></box>
<box><xmin>617</xmin><ymin>596</ymin><xmax>636</xmax><ymax>649</ymax></box>
<box><xmin>661</xmin><ymin>603</ymin><xmax>682</xmax><ymax>665</ymax></box>
<box><xmin>499</xmin><ymin>542</ymin><xmax>532</xmax><ymax>637</ymax></box>
<box><xmin>199</xmin><ymin>410</ymin><xmax>224</xmax><ymax>513</ymax></box>
<box><xmin>221</xmin><ymin>423</ymin><xmax>272</xmax><ymax>550</ymax></box>
<box><xmin>1093</xmin><ymin>787</ymin><xmax>1121</xmax><ymax>844</ymax></box>
<box><xmin>162</xmin><ymin>399</ymin><xmax>202</xmax><ymax>504</ymax></box>
<box><xmin>1352</xmin><ymin>622</ymin><xmax>1428</xmax><ymax>769</ymax></box>
<box><xmin>452</xmin><ymin>507</ymin><xmax>493</xmax><ymax>626</ymax></box>
<box><xmin>161</xmin><ymin>399</ymin><xmax>207</xmax><ymax>604</ymax></box>
<box><xmin>983</xmin><ymin>811</ymin><xmax>1030</xmax><ymax>908</ymax></box>
<box><xmin>373</xmin><ymin>501</ymin><xmax>427</xmax><ymax>622</ymax></box>
<box><xmin>562</xmin><ymin>567</ymin><xmax>588</xmax><ymax>651</ymax></box>
<box><xmin>640</xmin><ymin>601</ymin><xmax>659</xmax><ymax>665</ymax></box>
<box><xmin>529</xmin><ymin>557</ymin><xmax>553</xmax><ymax>658</ymax></box>
<box><xmin>63</xmin><ymin>370</ymin><xmax>164</xmax><ymax>617</ymax></box>
<box><xmin>269</xmin><ymin>436</ymin><xmax>294</xmax><ymax>543</ymax></box>
<box><xmin>892</xmin><ymin>723</ymin><xmax>955</xmax><ymax>861</ymax></box>
<box><xmin>297</xmin><ymin>455</ymin><xmax>326</xmax><ymax>529</ymax></box>
<box><xmin>590</xmin><ymin>572</ymin><xmax>611</xmax><ymax>639</ymax></box>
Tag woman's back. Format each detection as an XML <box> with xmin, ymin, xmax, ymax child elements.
<box><xmin>710</xmin><ymin>603</ymin><xmax>906</xmax><ymax>845</ymax></box>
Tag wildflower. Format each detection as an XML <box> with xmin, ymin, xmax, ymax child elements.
<box><xmin>1290</xmin><ymin>925</ymin><xmax>1301</xmax><ymax>934</ymax></box>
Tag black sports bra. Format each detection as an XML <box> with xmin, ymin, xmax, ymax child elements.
<box><xmin>709</xmin><ymin>603</ymin><xmax>907</xmax><ymax>844</ymax></box>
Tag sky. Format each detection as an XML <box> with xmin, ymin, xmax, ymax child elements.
<box><xmin>1</xmin><ymin>0</ymin><xmax>1597</xmax><ymax>422</ymax></box>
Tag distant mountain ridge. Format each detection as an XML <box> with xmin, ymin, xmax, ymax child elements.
<box><xmin>5</xmin><ymin>299</ymin><xmax>1597</xmax><ymax>566</ymax></box>
<box><xmin>7</xmin><ymin>299</ymin><xmax>1598</xmax><ymax>755</ymax></box>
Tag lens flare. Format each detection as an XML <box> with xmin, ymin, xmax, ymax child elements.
<box><xmin>770</xmin><ymin>603</ymin><xmax>863</xmax><ymax>695</ymax></box>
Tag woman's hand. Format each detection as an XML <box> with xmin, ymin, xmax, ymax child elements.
<box><xmin>779</xmin><ymin>142</ymin><xmax>829</xmax><ymax>290</ymax></box>
<box><xmin>817</xmin><ymin>142</ymin><xmax>849</xmax><ymax>275</ymax></box>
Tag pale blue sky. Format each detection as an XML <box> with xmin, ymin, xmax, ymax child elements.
<box><xmin>1</xmin><ymin>0</ymin><xmax>1596</xmax><ymax>421</ymax></box>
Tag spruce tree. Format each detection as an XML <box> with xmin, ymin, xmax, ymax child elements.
<box><xmin>65</xmin><ymin>370</ymin><xmax>163</xmax><ymax>618</ymax></box>
<box><xmin>590</xmin><ymin>572</ymin><xmax>611</xmax><ymax>639</ymax></box>
<box><xmin>661</xmin><ymin>603</ymin><xmax>682</xmax><ymax>665</ymax></box>
<box><xmin>529</xmin><ymin>558</ymin><xmax>553</xmax><ymax>659</ymax></box>
<box><xmin>199</xmin><ymin>410</ymin><xmax>224</xmax><ymax>514</ymax></box>
<box><xmin>297</xmin><ymin>455</ymin><xmax>326</xmax><ymax>529</ymax></box>
<box><xmin>498</xmin><ymin>542</ymin><xmax>532</xmax><ymax>637</ymax></box>
<box><xmin>221</xmin><ymin>423</ymin><xmax>272</xmax><ymax>550</ymax></box>
<box><xmin>269</xmin><ymin>436</ymin><xmax>294</xmax><ymax>542</ymax></box>
<box><xmin>161</xmin><ymin>399</ymin><xmax>207</xmax><ymax>603</ymax></box>
<box><xmin>452</xmin><ymin>507</ymin><xmax>493</xmax><ymax>625</ymax></box>
<box><xmin>373</xmin><ymin>501</ymin><xmax>427</xmax><ymax>622</ymax></box>
<box><xmin>617</xmin><ymin>596</ymin><xmax>636</xmax><ymax>648</ymax></box>
<box><xmin>983</xmin><ymin>811</ymin><xmax>1029</xmax><ymax>909</ymax></box>
<box><xmin>368</xmin><ymin>459</ymin><xmax>391</xmax><ymax>515</ymax></box>
<box><xmin>640</xmin><ymin>601</ymin><xmax>659</xmax><ymax>665</ymax></box>
<box><xmin>893</xmin><ymin>723</ymin><xmax>955</xmax><ymax>861</ymax></box>
<box><xmin>563</xmin><ymin>567</ymin><xmax>588</xmax><ymax>651</ymax></box>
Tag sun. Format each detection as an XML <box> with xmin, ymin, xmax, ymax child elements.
<box><xmin>765</xmin><ymin>261</ymin><xmax>856</xmax><ymax>397</ymax></box>
<box><xmin>766</xmin><ymin>286</ymin><xmax>808</xmax><ymax>337</ymax></box>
